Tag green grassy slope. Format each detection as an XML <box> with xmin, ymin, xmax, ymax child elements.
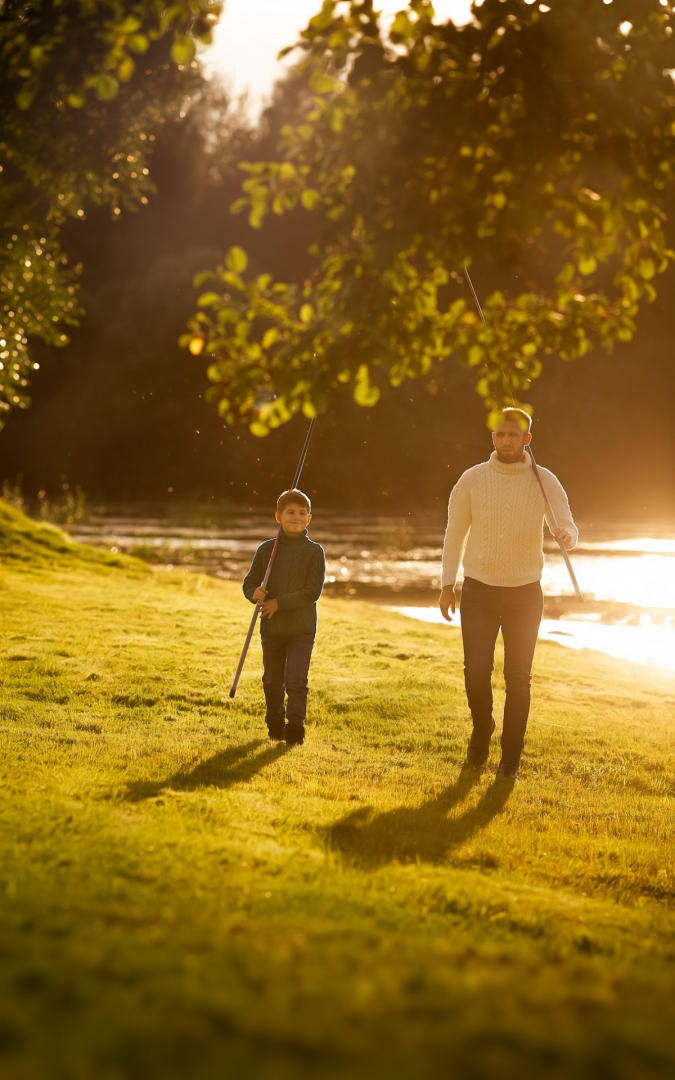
<box><xmin>0</xmin><ymin>502</ymin><xmax>674</xmax><ymax>1078</ymax></box>
<box><xmin>0</xmin><ymin>500</ymin><xmax>147</xmax><ymax>573</ymax></box>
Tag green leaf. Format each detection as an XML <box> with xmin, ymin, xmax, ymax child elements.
<box><xmin>301</xmin><ymin>189</ymin><xmax>321</xmax><ymax>211</ymax></box>
<box><xmin>119</xmin><ymin>16</ymin><xmax>142</xmax><ymax>33</ymax></box>
<box><xmin>249</xmin><ymin>204</ymin><xmax>265</xmax><ymax>229</ymax></box>
<box><xmin>127</xmin><ymin>34</ymin><xmax>149</xmax><ymax>54</ymax></box>
<box><xmin>29</xmin><ymin>45</ymin><xmax>48</xmax><ymax>70</ymax></box>
<box><xmin>299</xmin><ymin>304</ymin><xmax>314</xmax><ymax>324</ymax></box>
<box><xmin>250</xmin><ymin>421</ymin><xmax>269</xmax><ymax>437</ymax></box>
<box><xmin>638</xmin><ymin>257</ymin><xmax>655</xmax><ymax>280</ymax></box>
<box><xmin>308</xmin><ymin>4</ymin><xmax>337</xmax><ymax>31</ymax></box>
<box><xmin>390</xmin><ymin>12</ymin><xmax>413</xmax><ymax>40</ymax></box>
<box><xmin>309</xmin><ymin>69</ymin><xmax>340</xmax><ymax>95</ymax></box>
<box><xmin>66</xmin><ymin>91</ymin><xmax>85</xmax><ymax>109</ymax></box>
<box><xmin>578</xmin><ymin>254</ymin><xmax>597</xmax><ymax>276</ymax></box>
<box><xmin>225</xmin><ymin>247</ymin><xmax>248</xmax><ymax>274</ymax></box>
<box><xmin>262</xmin><ymin>328</ymin><xmax>279</xmax><ymax>349</ymax></box>
<box><xmin>15</xmin><ymin>86</ymin><xmax>36</xmax><ymax>110</ymax></box>
<box><xmin>118</xmin><ymin>57</ymin><xmax>135</xmax><ymax>82</ymax></box>
<box><xmin>96</xmin><ymin>74</ymin><xmax>119</xmax><ymax>101</ymax></box>
<box><xmin>197</xmin><ymin>292</ymin><xmax>221</xmax><ymax>307</ymax></box>
<box><xmin>354</xmin><ymin>380</ymin><xmax>380</xmax><ymax>408</ymax></box>
<box><xmin>171</xmin><ymin>37</ymin><xmax>196</xmax><ymax>65</ymax></box>
<box><xmin>353</xmin><ymin>364</ymin><xmax>380</xmax><ymax>407</ymax></box>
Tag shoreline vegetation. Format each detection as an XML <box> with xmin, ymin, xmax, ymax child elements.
<box><xmin>1</xmin><ymin>501</ymin><xmax>674</xmax><ymax>1078</ymax></box>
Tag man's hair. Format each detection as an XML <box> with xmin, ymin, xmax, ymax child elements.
<box><xmin>496</xmin><ymin>407</ymin><xmax>532</xmax><ymax>433</ymax></box>
<box><xmin>277</xmin><ymin>488</ymin><xmax>311</xmax><ymax>514</ymax></box>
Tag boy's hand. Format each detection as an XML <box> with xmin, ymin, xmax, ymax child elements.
<box><xmin>260</xmin><ymin>598</ymin><xmax>279</xmax><ymax>619</ymax></box>
<box><xmin>554</xmin><ymin>527</ymin><xmax>573</xmax><ymax>549</ymax></box>
<box><xmin>253</xmin><ymin>586</ymin><xmax>268</xmax><ymax>602</ymax></box>
<box><xmin>439</xmin><ymin>585</ymin><xmax>456</xmax><ymax>623</ymax></box>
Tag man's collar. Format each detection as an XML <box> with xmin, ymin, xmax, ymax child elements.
<box><xmin>488</xmin><ymin>450</ymin><xmax>532</xmax><ymax>475</ymax></box>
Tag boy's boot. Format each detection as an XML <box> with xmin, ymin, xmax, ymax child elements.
<box><xmin>266</xmin><ymin>717</ymin><xmax>286</xmax><ymax>741</ymax></box>
<box><xmin>263</xmin><ymin>678</ymin><xmax>286</xmax><ymax>740</ymax></box>
<box><xmin>466</xmin><ymin>718</ymin><xmax>496</xmax><ymax>767</ymax></box>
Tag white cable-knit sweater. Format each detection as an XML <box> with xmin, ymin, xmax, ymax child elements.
<box><xmin>441</xmin><ymin>451</ymin><xmax>578</xmax><ymax>588</ymax></box>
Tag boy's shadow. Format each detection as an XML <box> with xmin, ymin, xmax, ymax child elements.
<box><xmin>125</xmin><ymin>739</ymin><xmax>288</xmax><ymax>802</ymax></box>
<box><xmin>327</xmin><ymin>767</ymin><xmax>514</xmax><ymax>868</ymax></box>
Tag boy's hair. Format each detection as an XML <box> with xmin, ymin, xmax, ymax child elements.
<box><xmin>277</xmin><ymin>488</ymin><xmax>312</xmax><ymax>514</ymax></box>
<box><xmin>496</xmin><ymin>406</ymin><xmax>532</xmax><ymax>433</ymax></box>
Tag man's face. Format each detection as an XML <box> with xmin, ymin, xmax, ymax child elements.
<box><xmin>492</xmin><ymin>420</ymin><xmax>531</xmax><ymax>463</ymax></box>
<box><xmin>276</xmin><ymin>503</ymin><xmax>311</xmax><ymax>535</ymax></box>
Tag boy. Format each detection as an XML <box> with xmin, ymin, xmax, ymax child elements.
<box><xmin>242</xmin><ymin>489</ymin><xmax>325</xmax><ymax>746</ymax></box>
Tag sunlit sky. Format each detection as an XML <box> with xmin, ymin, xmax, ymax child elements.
<box><xmin>202</xmin><ymin>0</ymin><xmax>474</xmax><ymax>118</ymax></box>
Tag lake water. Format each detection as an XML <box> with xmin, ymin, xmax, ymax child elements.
<box><xmin>68</xmin><ymin>510</ymin><xmax>675</xmax><ymax>676</ymax></box>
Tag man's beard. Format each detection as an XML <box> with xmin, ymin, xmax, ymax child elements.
<box><xmin>496</xmin><ymin>449</ymin><xmax>524</xmax><ymax>463</ymax></box>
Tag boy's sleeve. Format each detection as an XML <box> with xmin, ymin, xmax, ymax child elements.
<box><xmin>441</xmin><ymin>474</ymin><xmax>472</xmax><ymax>588</ymax></box>
<box><xmin>275</xmin><ymin>547</ymin><xmax>326</xmax><ymax>612</ymax></box>
<box><xmin>242</xmin><ymin>544</ymin><xmax>268</xmax><ymax>603</ymax></box>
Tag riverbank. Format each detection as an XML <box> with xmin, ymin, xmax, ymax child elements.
<box><xmin>1</xmin><ymin>504</ymin><xmax>675</xmax><ymax>1078</ymax></box>
<box><xmin>65</xmin><ymin>505</ymin><xmax>675</xmax><ymax>675</ymax></box>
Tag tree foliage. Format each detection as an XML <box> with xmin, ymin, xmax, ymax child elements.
<box><xmin>186</xmin><ymin>0</ymin><xmax>675</xmax><ymax>433</ymax></box>
<box><xmin>0</xmin><ymin>0</ymin><xmax>221</xmax><ymax>425</ymax></box>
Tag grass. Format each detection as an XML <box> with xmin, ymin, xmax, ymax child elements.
<box><xmin>0</xmin><ymin>503</ymin><xmax>674</xmax><ymax>1078</ymax></box>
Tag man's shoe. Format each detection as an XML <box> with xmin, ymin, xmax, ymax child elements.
<box><xmin>465</xmin><ymin>719</ymin><xmax>496</xmax><ymax>767</ymax></box>
<box><xmin>496</xmin><ymin>759</ymin><xmax>519</xmax><ymax>781</ymax></box>
<box><xmin>466</xmin><ymin>744</ymin><xmax>490</xmax><ymax>768</ymax></box>
<box><xmin>266</xmin><ymin>720</ymin><xmax>286</xmax><ymax>741</ymax></box>
<box><xmin>285</xmin><ymin>724</ymin><xmax>305</xmax><ymax>747</ymax></box>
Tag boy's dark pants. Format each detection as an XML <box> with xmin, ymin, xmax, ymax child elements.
<box><xmin>261</xmin><ymin>633</ymin><xmax>315</xmax><ymax>736</ymax></box>
<box><xmin>460</xmin><ymin>577</ymin><xmax>543</xmax><ymax>764</ymax></box>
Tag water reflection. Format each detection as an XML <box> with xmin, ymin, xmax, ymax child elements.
<box><xmin>392</xmin><ymin>607</ymin><xmax>675</xmax><ymax>674</ymax></box>
<box><xmin>68</xmin><ymin>509</ymin><xmax>675</xmax><ymax>675</ymax></box>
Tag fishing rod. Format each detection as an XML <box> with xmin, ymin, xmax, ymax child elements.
<box><xmin>463</xmin><ymin>266</ymin><xmax>584</xmax><ymax>602</ymax></box>
<box><xmin>229</xmin><ymin>415</ymin><xmax>318</xmax><ymax>698</ymax></box>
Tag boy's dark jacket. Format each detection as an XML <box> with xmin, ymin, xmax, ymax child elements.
<box><xmin>243</xmin><ymin>529</ymin><xmax>326</xmax><ymax>639</ymax></box>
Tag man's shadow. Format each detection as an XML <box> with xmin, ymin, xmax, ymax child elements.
<box><xmin>327</xmin><ymin>767</ymin><xmax>514</xmax><ymax>868</ymax></box>
<box><xmin>125</xmin><ymin>738</ymin><xmax>288</xmax><ymax>802</ymax></box>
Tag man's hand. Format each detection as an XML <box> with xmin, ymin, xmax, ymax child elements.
<box><xmin>554</xmin><ymin>527</ymin><xmax>573</xmax><ymax>549</ymax></box>
<box><xmin>260</xmin><ymin>598</ymin><xmax>279</xmax><ymax>619</ymax></box>
<box><xmin>439</xmin><ymin>584</ymin><xmax>456</xmax><ymax>623</ymax></box>
<box><xmin>252</xmin><ymin>586</ymin><xmax>268</xmax><ymax>602</ymax></box>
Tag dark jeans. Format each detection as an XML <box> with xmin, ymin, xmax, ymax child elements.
<box><xmin>460</xmin><ymin>577</ymin><xmax>543</xmax><ymax>764</ymax></box>
<box><xmin>261</xmin><ymin>634</ymin><xmax>315</xmax><ymax>734</ymax></box>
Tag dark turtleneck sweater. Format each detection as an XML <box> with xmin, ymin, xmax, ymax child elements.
<box><xmin>243</xmin><ymin>529</ymin><xmax>326</xmax><ymax>639</ymax></box>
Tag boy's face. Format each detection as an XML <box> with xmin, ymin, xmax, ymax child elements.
<box><xmin>275</xmin><ymin>502</ymin><xmax>311</xmax><ymax>535</ymax></box>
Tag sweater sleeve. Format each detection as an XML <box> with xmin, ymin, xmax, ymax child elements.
<box><xmin>543</xmin><ymin>475</ymin><xmax>579</xmax><ymax>550</ymax></box>
<box><xmin>441</xmin><ymin>474</ymin><xmax>472</xmax><ymax>588</ymax></box>
<box><xmin>275</xmin><ymin>547</ymin><xmax>326</xmax><ymax>611</ymax></box>
<box><xmin>242</xmin><ymin>543</ymin><xmax>270</xmax><ymax>603</ymax></box>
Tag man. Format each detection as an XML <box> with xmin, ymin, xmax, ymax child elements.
<box><xmin>439</xmin><ymin>408</ymin><xmax>578</xmax><ymax>780</ymax></box>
